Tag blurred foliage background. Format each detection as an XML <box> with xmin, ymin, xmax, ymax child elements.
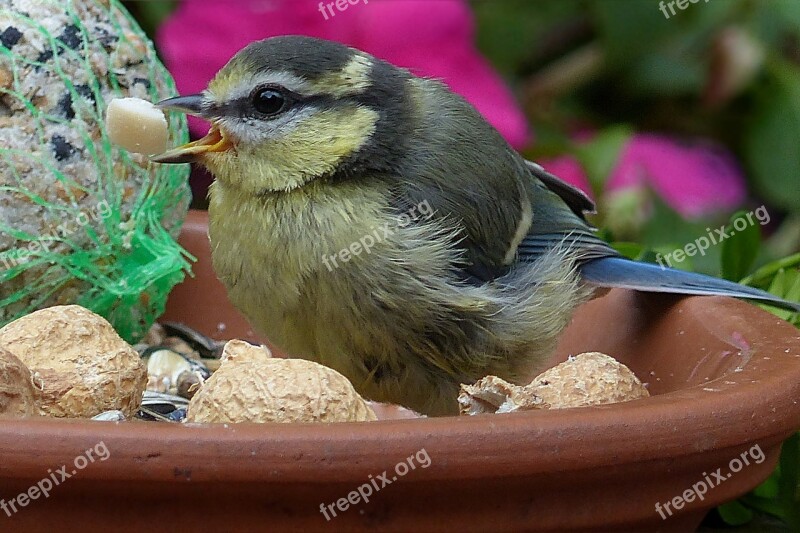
<box><xmin>472</xmin><ymin>0</ymin><xmax>800</xmax><ymax>280</ymax></box>
<box><xmin>124</xmin><ymin>0</ymin><xmax>799</xmax><ymax>529</ymax></box>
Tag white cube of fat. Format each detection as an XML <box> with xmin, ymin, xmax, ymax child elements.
<box><xmin>106</xmin><ymin>97</ymin><xmax>169</xmax><ymax>155</ymax></box>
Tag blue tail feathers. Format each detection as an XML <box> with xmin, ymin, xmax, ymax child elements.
<box><xmin>579</xmin><ymin>256</ymin><xmax>800</xmax><ymax>312</ymax></box>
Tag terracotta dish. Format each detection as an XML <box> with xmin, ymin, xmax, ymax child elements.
<box><xmin>1</xmin><ymin>210</ymin><xmax>798</xmax><ymax>532</ymax></box>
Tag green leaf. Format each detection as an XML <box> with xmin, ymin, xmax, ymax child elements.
<box><xmin>745</xmin><ymin>60</ymin><xmax>800</xmax><ymax>211</ymax></box>
<box><xmin>768</xmin><ymin>269</ymin><xmax>800</xmax><ymax>300</ymax></box>
<box><xmin>626</xmin><ymin>54</ymin><xmax>704</xmax><ymax>95</ymax></box>
<box><xmin>751</xmin><ymin>0</ymin><xmax>800</xmax><ymax>49</ymax></box>
<box><xmin>610</xmin><ymin>242</ymin><xmax>645</xmax><ymax>260</ymax></box>
<box><xmin>638</xmin><ymin>197</ymin><xmax>721</xmax><ymax>274</ymax></box>
<box><xmin>717</xmin><ymin>500</ymin><xmax>755</xmax><ymax>526</ymax></box>
<box><xmin>721</xmin><ymin>211</ymin><xmax>762</xmax><ymax>282</ymax></box>
<box><xmin>591</xmin><ymin>0</ymin><xmax>674</xmax><ymax>66</ymax></box>
<box><xmin>773</xmin><ymin>0</ymin><xmax>800</xmax><ymax>26</ymax></box>
<box><xmin>776</xmin><ymin>433</ymin><xmax>800</xmax><ymax>528</ymax></box>
<box><xmin>121</xmin><ymin>1</ymin><xmax>178</xmax><ymax>40</ymax></box>
<box><xmin>573</xmin><ymin>125</ymin><xmax>632</xmax><ymax>193</ymax></box>
<box><xmin>741</xmin><ymin>253</ymin><xmax>800</xmax><ymax>288</ymax></box>
<box><xmin>739</xmin><ymin>494</ymin><xmax>788</xmax><ymax>520</ymax></box>
<box><xmin>786</xmin><ymin>273</ymin><xmax>800</xmax><ymax>304</ymax></box>
<box><xmin>758</xmin><ymin>270</ymin><xmax>800</xmax><ymax>326</ymax></box>
<box><xmin>752</xmin><ymin>466</ymin><xmax>781</xmax><ymax>499</ymax></box>
<box><xmin>472</xmin><ymin>0</ymin><xmax>583</xmax><ymax>76</ymax></box>
<box><xmin>742</xmin><ymin>434</ymin><xmax>800</xmax><ymax>527</ymax></box>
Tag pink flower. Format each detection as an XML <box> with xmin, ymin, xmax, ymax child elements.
<box><xmin>156</xmin><ymin>0</ymin><xmax>530</xmax><ymax>148</ymax></box>
<box><xmin>610</xmin><ymin>134</ymin><xmax>745</xmax><ymax>217</ymax></box>
<box><xmin>540</xmin><ymin>133</ymin><xmax>746</xmax><ymax>218</ymax></box>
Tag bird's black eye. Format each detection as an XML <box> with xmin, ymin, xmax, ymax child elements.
<box><xmin>252</xmin><ymin>88</ymin><xmax>287</xmax><ymax>116</ymax></box>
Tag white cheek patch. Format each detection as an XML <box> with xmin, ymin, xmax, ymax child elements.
<box><xmin>217</xmin><ymin>106</ymin><xmax>319</xmax><ymax>145</ymax></box>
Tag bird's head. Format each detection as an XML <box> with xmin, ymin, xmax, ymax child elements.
<box><xmin>152</xmin><ymin>36</ymin><xmax>412</xmax><ymax>195</ymax></box>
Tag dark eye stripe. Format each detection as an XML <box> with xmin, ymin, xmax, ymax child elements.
<box><xmin>214</xmin><ymin>93</ymin><xmax>342</xmax><ymax>119</ymax></box>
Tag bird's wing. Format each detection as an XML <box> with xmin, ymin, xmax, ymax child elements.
<box><xmin>522</xmin><ymin>171</ymin><xmax>799</xmax><ymax>310</ymax></box>
<box><xmin>386</xmin><ymin>165</ymin><xmax>529</xmax><ymax>283</ymax></box>
<box><xmin>580</xmin><ymin>256</ymin><xmax>800</xmax><ymax>311</ymax></box>
<box><xmin>387</xmin><ymin>128</ymin><xmax>799</xmax><ymax>309</ymax></box>
<box><xmin>386</xmin><ymin>152</ymin><xmax>617</xmax><ymax>284</ymax></box>
<box><xmin>525</xmin><ymin>160</ymin><xmax>595</xmax><ymax>220</ymax></box>
<box><xmin>516</xmin><ymin>160</ymin><xmax>617</xmax><ymax>267</ymax></box>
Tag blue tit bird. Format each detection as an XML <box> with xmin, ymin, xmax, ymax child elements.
<box><xmin>152</xmin><ymin>36</ymin><xmax>799</xmax><ymax>416</ymax></box>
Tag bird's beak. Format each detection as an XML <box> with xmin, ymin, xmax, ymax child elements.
<box><xmin>150</xmin><ymin>94</ymin><xmax>232</xmax><ymax>164</ymax></box>
<box><xmin>155</xmin><ymin>94</ymin><xmax>208</xmax><ymax>117</ymax></box>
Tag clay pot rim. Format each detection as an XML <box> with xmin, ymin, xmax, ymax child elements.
<box><xmin>3</xmin><ymin>294</ymin><xmax>799</xmax><ymax>484</ymax></box>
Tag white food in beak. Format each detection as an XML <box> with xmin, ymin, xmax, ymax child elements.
<box><xmin>106</xmin><ymin>97</ymin><xmax>169</xmax><ymax>155</ymax></box>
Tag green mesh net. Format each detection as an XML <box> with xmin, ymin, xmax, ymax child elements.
<box><xmin>0</xmin><ymin>0</ymin><xmax>192</xmax><ymax>342</ymax></box>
